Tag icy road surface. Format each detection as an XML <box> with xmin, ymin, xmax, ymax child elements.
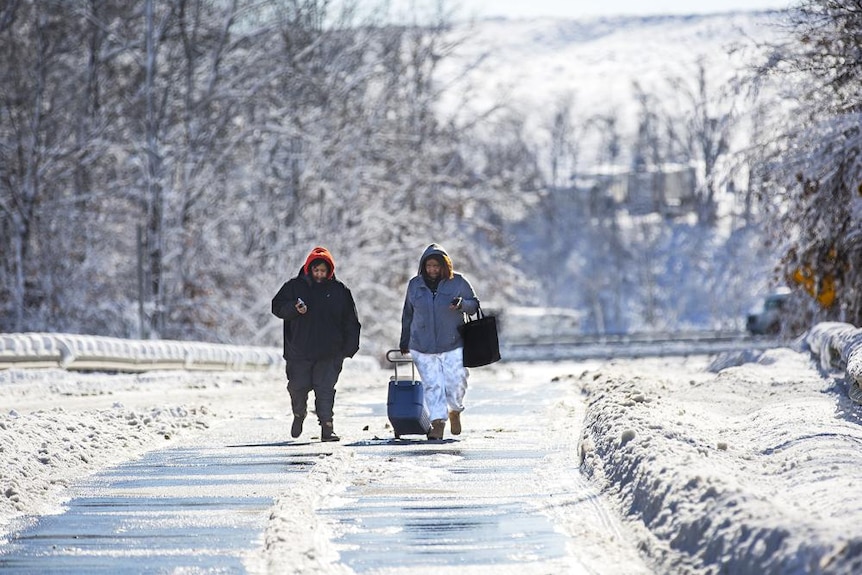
<box><xmin>3</xmin><ymin>345</ymin><xmax>862</xmax><ymax>573</ymax></box>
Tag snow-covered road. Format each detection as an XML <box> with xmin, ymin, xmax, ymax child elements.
<box><xmin>3</xmin><ymin>324</ymin><xmax>862</xmax><ymax>573</ymax></box>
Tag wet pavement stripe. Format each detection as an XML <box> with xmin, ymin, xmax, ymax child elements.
<box><xmin>322</xmin><ymin>442</ymin><xmax>568</xmax><ymax>570</ymax></box>
<box><xmin>0</xmin><ymin>443</ymin><xmax>315</xmax><ymax>573</ymax></box>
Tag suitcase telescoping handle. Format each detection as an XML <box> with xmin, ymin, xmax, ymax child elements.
<box><xmin>386</xmin><ymin>349</ymin><xmax>417</xmax><ymax>383</ymax></box>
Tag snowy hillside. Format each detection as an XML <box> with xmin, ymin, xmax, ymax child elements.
<box><xmin>441</xmin><ymin>11</ymin><xmax>785</xmax><ymax>142</ymax></box>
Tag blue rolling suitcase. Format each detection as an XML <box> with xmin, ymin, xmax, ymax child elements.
<box><xmin>386</xmin><ymin>350</ymin><xmax>431</xmax><ymax>439</ymax></box>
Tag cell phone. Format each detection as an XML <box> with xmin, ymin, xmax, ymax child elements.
<box><xmin>451</xmin><ymin>297</ymin><xmax>461</xmax><ymax>306</ymax></box>
<box><xmin>297</xmin><ymin>298</ymin><xmax>306</xmax><ymax>309</ymax></box>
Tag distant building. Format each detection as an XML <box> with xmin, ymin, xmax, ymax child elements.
<box><xmin>567</xmin><ymin>163</ymin><xmax>697</xmax><ymax>217</ymax></box>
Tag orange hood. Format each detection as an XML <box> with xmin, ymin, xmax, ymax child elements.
<box><xmin>303</xmin><ymin>246</ymin><xmax>335</xmax><ymax>279</ymax></box>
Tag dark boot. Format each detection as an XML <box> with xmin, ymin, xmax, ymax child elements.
<box><xmin>321</xmin><ymin>421</ymin><xmax>340</xmax><ymax>442</ymax></box>
<box><xmin>291</xmin><ymin>414</ymin><xmax>305</xmax><ymax>438</ymax></box>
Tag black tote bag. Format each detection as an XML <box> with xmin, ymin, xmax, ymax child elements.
<box><xmin>457</xmin><ymin>306</ymin><xmax>501</xmax><ymax>367</ymax></box>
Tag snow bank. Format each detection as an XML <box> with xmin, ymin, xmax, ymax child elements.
<box><xmin>801</xmin><ymin>322</ymin><xmax>862</xmax><ymax>405</ymax></box>
<box><xmin>0</xmin><ymin>376</ymin><xmax>216</xmax><ymax>530</ymax></box>
<box><xmin>577</xmin><ymin>322</ymin><xmax>862</xmax><ymax>573</ymax></box>
<box><xmin>802</xmin><ymin>322</ymin><xmax>862</xmax><ymax>381</ymax></box>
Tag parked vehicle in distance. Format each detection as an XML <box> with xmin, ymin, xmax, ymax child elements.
<box><xmin>746</xmin><ymin>288</ymin><xmax>791</xmax><ymax>335</ymax></box>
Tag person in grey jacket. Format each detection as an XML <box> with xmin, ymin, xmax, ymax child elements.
<box><xmin>400</xmin><ymin>244</ymin><xmax>479</xmax><ymax>440</ymax></box>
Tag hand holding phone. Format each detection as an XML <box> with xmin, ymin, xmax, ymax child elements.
<box><xmin>450</xmin><ymin>296</ymin><xmax>462</xmax><ymax>309</ymax></box>
<box><xmin>296</xmin><ymin>298</ymin><xmax>307</xmax><ymax>313</ymax></box>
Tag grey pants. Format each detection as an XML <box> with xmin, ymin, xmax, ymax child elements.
<box><xmin>285</xmin><ymin>357</ymin><xmax>344</xmax><ymax>424</ymax></box>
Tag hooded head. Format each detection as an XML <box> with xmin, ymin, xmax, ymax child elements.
<box><xmin>418</xmin><ymin>243</ymin><xmax>453</xmax><ymax>280</ymax></box>
<box><xmin>303</xmin><ymin>246</ymin><xmax>335</xmax><ymax>279</ymax></box>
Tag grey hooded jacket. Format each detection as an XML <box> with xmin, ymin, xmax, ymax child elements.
<box><xmin>399</xmin><ymin>244</ymin><xmax>479</xmax><ymax>354</ymax></box>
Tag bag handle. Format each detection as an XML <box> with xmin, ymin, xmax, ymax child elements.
<box><xmin>386</xmin><ymin>349</ymin><xmax>412</xmax><ymax>363</ymax></box>
<box><xmin>463</xmin><ymin>303</ymin><xmax>484</xmax><ymax>322</ymax></box>
<box><xmin>386</xmin><ymin>349</ymin><xmax>416</xmax><ymax>382</ymax></box>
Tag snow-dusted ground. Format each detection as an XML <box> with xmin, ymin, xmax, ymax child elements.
<box><xmin>3</xmin><ymin>323</ymin><xmax>862</xmax><ymax>573</ymax></box>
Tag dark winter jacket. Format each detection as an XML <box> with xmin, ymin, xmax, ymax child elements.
<box><xmin>400</xmin><ymin>243</ymin><xmax>479</xmax><ymax>354</ymax></box>
<box><xmin>272</xmin><ymin>267</ymin><xmax>361</xmax><ymax>362</ymax></box>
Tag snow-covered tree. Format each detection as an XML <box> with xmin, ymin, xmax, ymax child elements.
<box><xmin>753</xmin><ymin>0</ymin><xmax>862</xmax><ymax>328</ymax></box>
<box><xmin>0</xmin><ymin>0</ymin><xmax>537</xmax><ymax>358</ymax></box>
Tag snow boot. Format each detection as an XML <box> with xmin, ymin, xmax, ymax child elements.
<box><xmin>291</xmin><ymin>414</ymin><xmax>305</xmax><ymax>439</ymax></box>
<box><xmin>321</xmin><ymin>421</ymin><xmax>340</xmax><ymax>442</ymax></box>
<box><xmin>449</xmin><ymin>411</ymin><xmax>461</xmax><ymax>435</ymax></box>
<box><xmin>427</xmin><ymin>419</ymin><xmax>446</xmax><ymax>440</ymax></box>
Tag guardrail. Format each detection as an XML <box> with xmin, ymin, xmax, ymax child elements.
<box><xmin>0</xmin><ymin>333</ymin><xmax>284</xmax><ymax>373</ymax></box>
<box><xmin>0</xmin><ymin>331</ymin><xmax>788</xmax><ymax>371</ymax></box>
<box><xmin>500</xmin><ymin>330</ymin><xmax>790</xmax><ymax>361</ymax></box>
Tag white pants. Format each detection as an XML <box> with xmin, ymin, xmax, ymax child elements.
<box><xmin>411</xmin><ymin>348</ymin><xmax>468</xmax><ymax>421</ymax></box>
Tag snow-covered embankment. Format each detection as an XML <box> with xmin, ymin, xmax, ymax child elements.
<box><xmin>577</xmin><ymin>322</ymin><xmax>862</xmax><ymax>574</ymax></box>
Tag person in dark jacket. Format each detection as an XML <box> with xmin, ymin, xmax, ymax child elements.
<box><xmin>400</xmin><ymin>243</ymin><xmax>479</xmax><ymax>440</ymax></box>
<box><xmin>272</xmin><ymin>246</ymin><xmax>361</xmax><ymax>442</ymax></box>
